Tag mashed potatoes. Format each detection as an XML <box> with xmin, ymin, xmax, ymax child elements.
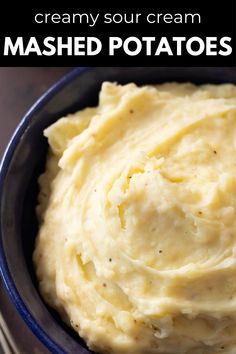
<box><xmin>34</xmin><ymin>82</ymin><xmax>236</xmax><ymax>354</ymax></box>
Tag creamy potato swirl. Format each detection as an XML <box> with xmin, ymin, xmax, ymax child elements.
<box><xmin>34</xmin><ymin>82</ymin><xmax>236</xmax><ymax>354</ymax></box>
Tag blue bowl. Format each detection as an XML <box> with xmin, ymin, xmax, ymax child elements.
<box><xmin>1</xmin><ymin>67</ymin><xmax>236</xmax><ymax>354</ymax></box>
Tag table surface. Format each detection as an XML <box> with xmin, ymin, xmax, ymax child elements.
<box><xmin>0</xmin><ymin>67</ymin><xmax>71</xmax><ymax>354</ymax></box>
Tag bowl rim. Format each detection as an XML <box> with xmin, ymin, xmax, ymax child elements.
<box><xmin>0</xmin><ymin>67</ymin><xmax>92</xmax><ymax>354</ymax></box>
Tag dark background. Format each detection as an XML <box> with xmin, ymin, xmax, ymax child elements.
<box><xmin>0</xmin><ymin>67</ymin><xmax>70</xmax><ymax>354</ymax></box>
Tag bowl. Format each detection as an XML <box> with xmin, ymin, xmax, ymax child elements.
<box><xmin>1</xmin><ymin>67</ymin><xmax>236</xmax><ymax>354</ymax></box>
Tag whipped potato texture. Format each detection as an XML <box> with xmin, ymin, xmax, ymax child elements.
<box><xmin>34</xmin><ymin>82</ymin><xmax>236</xmax><ymax>354</ymax></box>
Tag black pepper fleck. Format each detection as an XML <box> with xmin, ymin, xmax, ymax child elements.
<box><xmin>158</xmin><ymin>250</ymin><xmax>163</xmax><ymax>254</ymax></box>
<box><xmin>103</xmin><ymin>283</ymin><xmax>107</xmax><ymax>287</ymax></box>
<box><xmin>213</xmin><ymin>150</ymin><xmax>217</xmax><ymax>154</ymax></box>
<box><xmin>109</xmin><ymin>258</ymin><xmax>112</xmax><ymax>262</ymax></box>
<box><xmin>151</xmin><ymin>325</ymin><xmax>159</xmax><ymax>331</ymax></box>
<box><xmin>130</xmin><ymin>109</ymin><xmax>134</xmax><ymax>114</ymax></box>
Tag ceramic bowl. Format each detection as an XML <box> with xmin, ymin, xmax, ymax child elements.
<box><xmin>1</xmin><ymin>67</ymin><xmax>236</xmax><ymax>353</ymax></box>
